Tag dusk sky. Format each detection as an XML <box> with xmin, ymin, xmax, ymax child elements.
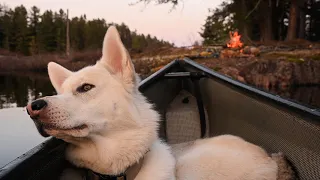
<box><xmin>3</xmin><ymin>0</ymin><xmax>223</xmax><ymax>47</ymax></box>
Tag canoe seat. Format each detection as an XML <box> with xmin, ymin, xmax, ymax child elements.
<box><xmin>166</xmin><ymin>90</ymin><xmax>209</xmax><ymax>144</ymax></box>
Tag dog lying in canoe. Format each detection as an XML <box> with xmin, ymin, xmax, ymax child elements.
<box><xmin>26</xmin><ymin>26</ymin><xmax>295</xmax><ymax>180</ymax></box>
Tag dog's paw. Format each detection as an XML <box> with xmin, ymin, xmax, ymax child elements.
<box><xmin>271</xmin><ymin>152</ymin><xmax>297</xmax><ymax>180</ymax></box>
<box><xmin>60</xmin><ymin>168</ymin><xmax>87</xmax><ymax>180</ymax></box>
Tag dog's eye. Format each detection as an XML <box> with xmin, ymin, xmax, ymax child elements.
<box><xmin>77</xmin><ymin>83</ymin><xmax>95</xmax><ymax>93</ymax></box>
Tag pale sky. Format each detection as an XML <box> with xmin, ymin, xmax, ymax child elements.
<box><xmin>3</xmin><ymin>0</ymin><xmax>223</xmax><ymax>47</ymax></box>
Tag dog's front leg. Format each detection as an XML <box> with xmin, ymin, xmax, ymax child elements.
<box><xmin>133</xmin><ymin>140</ymin><xmax>176</xmax><ymax>180</ymax></box>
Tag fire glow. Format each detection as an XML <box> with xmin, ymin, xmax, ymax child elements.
<box><xmin>227</xmin><ymin>31</ymin><xmax>243</xmax><ymax>48</ymax></box>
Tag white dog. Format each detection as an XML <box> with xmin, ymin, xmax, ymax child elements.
<box><xmin>26</xmin><ymin>26</ymin><xmax>282</xmax><ymax>180</ymax></box>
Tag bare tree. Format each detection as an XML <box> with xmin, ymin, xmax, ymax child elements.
<box><xmin>66</xmin><ymin>9</ymin><xmax>70</xmax><ymax>57</ymax></box>
<box><xmin>286</xmin><ymin>0</ymin><xmax>298</xmax><ymax>41</ymax></box>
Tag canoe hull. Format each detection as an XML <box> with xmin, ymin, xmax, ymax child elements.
<box><xmin>1</xmin><ymin>58</ymin><xmax>319</xmax><ymax>180</ymax></box>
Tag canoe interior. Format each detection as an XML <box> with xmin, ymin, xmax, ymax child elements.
<box><xmin>1</xmin><ymin>58</ymin><xmax>319</xmax><ymax>180</ymax></box>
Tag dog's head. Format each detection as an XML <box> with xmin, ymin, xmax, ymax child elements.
<box><xmin>26</xmin><ymin>26</ymin><xmax>152</xmax><ymax>141</ymax></box>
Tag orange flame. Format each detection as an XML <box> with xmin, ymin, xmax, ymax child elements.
<box><xmin>227</xmin><ymin>31</ymin><xmax>243</xmax><ymax>48</ymax></box>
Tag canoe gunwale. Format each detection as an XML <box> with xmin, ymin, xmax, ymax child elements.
<box><xmin>0</xmin><ymin>58</ymin><xmax>319</xmax><ymax>179</ymax></box>
<box><xmin>139</xmin><ymin>58</ymin><xmax>320</xmax><ymax>119</ymax></box>
<box><xmin>0</xmin><ymin>138</ymin><xmax>66</xmax><ymax>179</ymax></box>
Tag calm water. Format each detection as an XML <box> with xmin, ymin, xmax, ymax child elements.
<box><xmin>0</xmin><ymin>73</ymin><xmax>319</xmax><ymax>168</ymax></box>
<box><xmin>0</xmin><ymin>73</ymin><xmax>55</xmax><ymax>168</ymax></box>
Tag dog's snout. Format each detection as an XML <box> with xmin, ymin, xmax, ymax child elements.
<box><xmin>26</xmin><ymin>99</ymin><xmax>48</xmax><ymax>120</ymax></box>
<box><xmin>31</xmin><ymin>99</ymin><xmax>47</xmax><ymax>111</ymax></box>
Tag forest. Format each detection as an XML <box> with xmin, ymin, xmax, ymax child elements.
<box><xmin>1</xmin><ymin>1</ymin><xmax>319</xmax><ymax>56</ymax></box>
<box><xmin>137</xmin><ymin>0</ymin><xmax>320</xmax><ymax>45</ymax></box>
<box><xmin>0</xmin><ymin>4</ymin><xmax>173</xmax><ymax>56</ymax></box>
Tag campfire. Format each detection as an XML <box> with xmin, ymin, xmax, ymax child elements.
<box><xmin>220</xmin><ymin>31</ymin><xmax>260</xmax><ymax>58</ymax></box>
<box><xmin>227</xmin><ymin>31</ymin><xmax>243</xmax><ymax>49</ymax></box>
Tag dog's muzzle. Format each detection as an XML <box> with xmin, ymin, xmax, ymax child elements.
<box><xmin>26</xmin><ymin>99</ymin><xmax>50</xmax><ymax>137</ymax></box>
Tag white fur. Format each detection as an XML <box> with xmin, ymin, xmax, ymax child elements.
<box><xmin>172</xmin><ymin>135</ymin><xmax>278</xmax><ymax>180</ymax></box>
<box><xmin>37</xmin><ymin>26</ymin><xmax>278</xmax><ymax>180</ymax></box>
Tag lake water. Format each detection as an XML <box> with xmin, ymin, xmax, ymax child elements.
<box><xmin>0</xmin><ymin>73</ymin><xmax>55</xmax><ymax>168</ymax></box>
<box><xmin>0</xmin><ymin>73</ymin><xmax>319</xmax><ymax>168</ymax></box>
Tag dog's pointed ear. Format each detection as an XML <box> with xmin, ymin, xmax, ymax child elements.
<box><xmin>99</xmin><ymin>26</ymin><xmax>136</xmax><ymax>85</ymax></box>
<box><xmin>48</xmin><ymin>62</ymin><xmax>72</xmax><ymax>93</ymax></box>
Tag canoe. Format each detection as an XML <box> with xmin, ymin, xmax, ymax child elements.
<box><xmin>0</xmin><ymin>58</ymin><xmax>319</xmax><ymax>180</ymax></box>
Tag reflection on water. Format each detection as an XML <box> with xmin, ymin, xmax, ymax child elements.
<box><xmin>0</xmin><ymin>73</ymin><xmax>55</xmax><ymax>168</ymax></box>
<box><xmin>0</xmin><ymin>73</ymin><xmax>56</xmax><ymax>109</ymax></box>
<box><xmin>0</xmin><ymin>73</ymin><xmax>319</xmax><ymax>168</ymax></box>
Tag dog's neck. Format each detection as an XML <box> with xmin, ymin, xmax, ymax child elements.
<box><xmin>89</xmin><ymin>148</ymin><xmax>149</xmax><ymax>180</ymax></box>
<box><xmin>64</xmin><ymin>126</ymin><xmax>157</xmax><ymax>176</ymax></box>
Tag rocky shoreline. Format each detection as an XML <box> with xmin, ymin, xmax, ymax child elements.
<box><xmin>132</xmin><ymin>47</ymin><xmax>320</xmax><ymax>89</ymax></box>
<box><xmin>197</xmin><ymin>57</ymin><xmax>320</xmax><ymax>89</ymax></box>
<box><xmin>1</xmin><ymin>46</ymin><xmax>319</xmax><ymax>93</ymax></box>
<box><xmin>0</xmin><ymin>46</ymin><xmax>319</xmax><ymax>108</ymax></box>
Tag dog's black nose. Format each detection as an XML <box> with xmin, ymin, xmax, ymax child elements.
<box><xmin>31</xmin><ymin>99</ymin><xmax>47</xmax><ymax>111</ymax></box>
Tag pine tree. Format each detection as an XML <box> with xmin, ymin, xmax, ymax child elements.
<box><xmin>54</xmin><ymin>9</ymin><xmax>67</xmax><ymax>52</ymax></box>
<box><xmin>0</xmin><ymin>4</ymin><xmax>173</xmax><ymax>55</ymax></box>
<box><xmin>39</xmin><ymin>10</ymin><xmax>56</xmax><ymax>52</ymax></box>
<box><xmin>10</xmin><ymin>5</ymin><xmax>30</xmax><ymax>55</ymax></box>
<box><xmin>28</xmin><ymin>6</ymin><xmax>40</xmax><ymax>54</ymax></box>
<box><xmin>200</xmin><ymin>6</ymin><xmax>234</xmax><ymax>45</ymax></box>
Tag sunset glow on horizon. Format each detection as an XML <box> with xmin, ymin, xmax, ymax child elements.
<box><xmin>3</xmin><ymin>0</ymin><xmax>223</xmax><ymax>47</ymax></box>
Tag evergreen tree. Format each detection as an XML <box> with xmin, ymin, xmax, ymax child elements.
<box><xmin>28</xmin><ymin>6</ymin><xmax>40</xmax><ymax>54</ymax></box>
<box><xmin>85</xmin><ymin>18</ymin><xmax>107</xmax><ymax>49</ymax></box>
<box><xmin>0</xmin><ymin>4</ymin><xmax>173</xmax><ymax>55</ymax></box>
<box><xmin>0</xmin><ymin>5</ymin><xmax>12</xmax><ymax>49</ymax></box>
<box><xmin>54</xmin><ymin>9</ymin><xmax>66</xmax><ymax>52</ymax></box>
<box><xmin>38</xmin><ymin>10</ymin><xmax>56</xmax><ymax>52</ymax></box>
<box><xmin>200</xmin><ymin>6</ymin><xmax>235</xmax><ymax>45</ymax></box>
<box><xmin>10</xmin><ymin>5</ymin><xmax>29</xmax><ymax>55</ymax></box>
<box><xmin>135</xmin><ymin>0</ymin><xmax>320</xmax><ymax>43</ymax></box>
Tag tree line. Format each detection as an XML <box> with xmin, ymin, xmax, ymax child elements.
<box><xmin>200</xmin><ymin>0</ymin><xmax>320</xmax><ymax>45</ymax></box>
<box><xmin>0</xmin><ymin>4</ymin><xmax>173</xmax><ymax>56</ymax></box>
<box><xmin>136</xmin><ymin>0</ymin><xmax>319</xmax><ymax>45</ymax></box>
